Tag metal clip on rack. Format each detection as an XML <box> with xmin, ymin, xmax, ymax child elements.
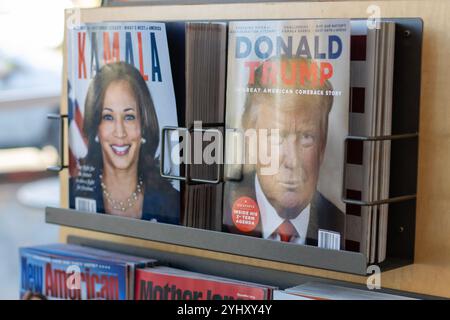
<box><xmin>160</xmin><ymin>123</ymin><xmax>224</xmax><ymax>184</ymax></box>
<box><xmin>47</xmin><ymin>113</ymin><xmax>68</xmax><ymax>172</ymax></box>
<box><xmin>342</xmin><ymin>133</ymin><xmax>418</xmax><ymax>206</ymax></box>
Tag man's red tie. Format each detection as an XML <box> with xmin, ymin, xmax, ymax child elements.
<box><xmin>278</xmin><ymin>220</ymin><xmax>296</xmax><ymax>242</ymax></box>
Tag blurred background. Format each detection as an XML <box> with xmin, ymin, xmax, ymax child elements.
<box><xmin>0</xmin><ymin>0</ymin><xmax>100</xmax><ymax>299</ymax></box>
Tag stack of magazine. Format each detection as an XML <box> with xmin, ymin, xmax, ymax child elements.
<box><xmin>346</xmin><ymin>20</ymin><xmax>397</xmax><ymax>263</ymax></box>
<box><xmin>19</xmin><ymin>244</ymin><xmax>275</xmax><ymax>300</ymax></box>
<box><xmin>136</xmin><ymin>266</ymin><xmax>274</xmax><ymax>300</ymax></box>
<box><xmin>181</xmin><ymin>22</ymin><xmax>227</xmax><ymax>231</ymax></box>
<box><xmin>20</xmin><ymin>244</ymin><xmax>155</xmax><ymax>300</ymax></box>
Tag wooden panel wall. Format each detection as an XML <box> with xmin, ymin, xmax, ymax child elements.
<box><xmin>59</xmin><ymin>0</ymin><xmax>450</xmax><ymax>298</ymax></box>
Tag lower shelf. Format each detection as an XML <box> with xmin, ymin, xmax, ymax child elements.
<box><xmin>46</xmin><ymin>206</ymin><xmax>370</xmax><ymax>275</ymax></box>
<box><xmin>66</xmin><ymin>235</ymin><xmax>434</xmax><ymax>299</ymax></box>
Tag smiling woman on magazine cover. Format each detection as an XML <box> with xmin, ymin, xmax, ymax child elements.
<box><xmin>78</xmin><ymin>61</ymin><xmax>179</xmax><ymax>224</ymax></box>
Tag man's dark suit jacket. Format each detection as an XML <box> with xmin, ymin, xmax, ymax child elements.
<box><xmin>223</xmin><ymin>172</ymin><xmax>345</xmax><ymax>248</ymax></box>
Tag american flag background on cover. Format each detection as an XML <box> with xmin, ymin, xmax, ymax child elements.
<box><xmin>66</xmin><ymin>22</ymin><xmax>180</xmax><ymax>212</ymax></box>
<box><xmin>67</xmin><ymin>22</ymin><xmax>178</xmax><ymax>175</ymax></box>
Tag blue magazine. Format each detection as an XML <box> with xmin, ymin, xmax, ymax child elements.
<box><xmin>20</xmin><ymin>244</ymin><xmax>155</xmax><ymax>300</ymax></box>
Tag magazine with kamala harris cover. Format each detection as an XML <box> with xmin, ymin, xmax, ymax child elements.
<box><xmin>223</xmin><ymin>19</ymin><xmax>350</xmax><ymax>249</ymax></box>
<box><xmin>67</xmin><ymin>22</ymin><xmax>180</xmax><ymax>225</ymax></box>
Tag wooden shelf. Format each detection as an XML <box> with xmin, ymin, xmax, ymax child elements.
<box><xmin>66</xmin><ymin>235</ymin><xmax>437</xmax><ymax>299</ymax></box>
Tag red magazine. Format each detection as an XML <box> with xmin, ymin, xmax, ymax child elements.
<box><xmin>135</xmin><ymin>267</ymin><xmax>271</xmax><ymax>300</ymax></box>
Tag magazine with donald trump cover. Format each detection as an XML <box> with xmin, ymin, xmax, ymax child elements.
<box><xmin>67</xmin><ymin>22</ymin><xmax>181</xmax><ymax>225</ymax></box>
<box><xmin>223</xmin><ymin>19</ymin><xmax>350</xmax><ymax>250</ymax></box>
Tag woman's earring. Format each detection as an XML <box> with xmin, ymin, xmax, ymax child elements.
<box><xmin>141</xmin><ymin>137</ymin><xmax>146</xmax><ymax>144</ymax></box>
<box><xmin>95</xmin><ymin>135</ymin><xmax>99</xmax><ymax>143</ymax></box>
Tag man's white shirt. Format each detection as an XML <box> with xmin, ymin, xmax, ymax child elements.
<box><xmin>255</xmin><ymin>175</ymin><xmax>310</xmax><ymax>244</ymax></box>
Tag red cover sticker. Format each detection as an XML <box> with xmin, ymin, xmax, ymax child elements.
<box><xmin>232</xmin><ymin>197</ymin><xmax>259</xmax><ymax>233</ymax></box>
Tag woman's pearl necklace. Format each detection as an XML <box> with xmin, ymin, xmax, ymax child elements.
<box><xmin>100</xmin><ymin>174</ymin><xmax>143</xmax><ymax>212</ymax></box>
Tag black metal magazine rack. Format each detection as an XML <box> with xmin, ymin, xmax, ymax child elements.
<box><xmin>46</xmin><ymin>17</ymin><xmax>423</xmax><ymax>276</ymax></box>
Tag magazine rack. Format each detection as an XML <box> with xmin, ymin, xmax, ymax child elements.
<box><xmin>44</xmin><ymin>0</ymin><xmax>450</xmax><ymax>298</ymax></box>
<box><xmin>45</xmin><ymin>16</ymin><xmax>422</xmax><ymax>276</ymax></box>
